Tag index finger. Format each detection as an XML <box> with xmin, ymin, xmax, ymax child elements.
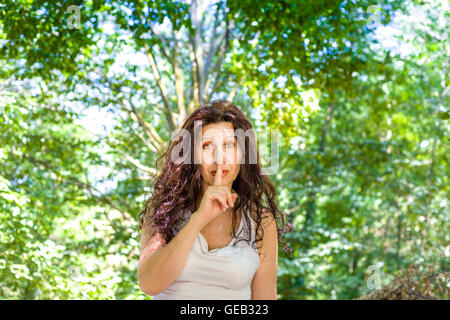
<box><xmin>214</xmin><ymin>163</ymin><xmax>223</xmax><ymax>186</ymax></box>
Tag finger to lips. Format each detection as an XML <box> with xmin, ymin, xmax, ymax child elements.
<box><xmin>220</xmin><ymin>193</ymin><xmax>229</xmax><ymax>210</ymax></box>
<box><xmin>218</xmin><ymin>189</ymin><xmax>229</xmax><ymax>209</ymax></box>
<box><xmin>227</xmin><ymin>191</ymin><xmax>233</xmax><ymax>208</ymax></box>
<box><xmin>221</xmin><ymin>188</ymin><xmax>231</xmax><ymax>208</ymax></box>
<box><xmin>214</xmin><ymin>163</ymin><xmax>223</xmax><ymax>186</ymax></box>
<box><xmin>212</xmin><ymin>191</ymin><xmax>227</xmax><ymax>210</ymax></box>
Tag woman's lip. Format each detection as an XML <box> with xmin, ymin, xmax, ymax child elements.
<box><xmin>211</xmin><ymin>170</ymin><xmax>229</xmax><ymax>177</ymax></box>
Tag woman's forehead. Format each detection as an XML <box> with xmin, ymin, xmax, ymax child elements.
<box><xmin>201</xmin><ymin>122</ymin><xmax>235</xmax><ymax>139</ymax></box>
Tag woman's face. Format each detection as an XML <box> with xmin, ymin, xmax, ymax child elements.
<box><xmin>197</xmin><ymin>121</ymin><xmax>240</xmax><ymax>189</ymax></box>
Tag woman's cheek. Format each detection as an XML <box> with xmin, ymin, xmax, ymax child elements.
<box><xmin>233</xmin><ymin>165</ymin><xmax>240</xmax><ymax>179</ymax></box>
<box><xmin>202</xmin><ymin>149</ymin><xmax>213</xmax><ymax>165</ymax></box>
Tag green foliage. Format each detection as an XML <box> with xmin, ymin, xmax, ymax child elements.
<box><xmin>0</xmin><ymin>0</ymin><xmax>447</xmax><ymax>299</ymax></box>
<box><xmin>357</xmin><ymin>263</ymin><xmax>449</xmax><ymax>300</ymax></box>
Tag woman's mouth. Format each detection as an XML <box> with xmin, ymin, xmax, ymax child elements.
<box><xmin>211</xmin><ymin>170</ymin><xmax>229</xmax><ymax>177</ymax></box>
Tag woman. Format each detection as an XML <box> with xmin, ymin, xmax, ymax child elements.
<box><xmin>137</xmin><ymin>100</ymin><xmax>292</xmax><ymax>300</ymax></box>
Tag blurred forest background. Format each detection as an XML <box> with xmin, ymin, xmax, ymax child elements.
<box><xmin>0</xmin><ymin>0</ymin><xmax>448</xmax><ymax>299</ymax></box>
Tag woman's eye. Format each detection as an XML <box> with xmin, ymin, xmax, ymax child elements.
<box><xmin>203</xmin><ymin>142</ymin><xmax>234</xmax><ymax>150</ymax></box>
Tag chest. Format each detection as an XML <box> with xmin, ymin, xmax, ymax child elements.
<box><xmin>176</xmin><ymin>218</ymin><xmax>261</xmax><ymax>292</ymax></box>
<box><xmin>199</xmin><ymin>210</ymin><xmax>244</xmax><ymax>251</ymax></box>
<box><xmin>200</xmin><ymin>218</ymin><xmax>239</xmax><ymax>250</ymax></box>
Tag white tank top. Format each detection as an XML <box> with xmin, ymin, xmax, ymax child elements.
<box><xmin>152</xmin><ymin>207</ymin><xmax>260</xmax><ymax>300</ymax></box>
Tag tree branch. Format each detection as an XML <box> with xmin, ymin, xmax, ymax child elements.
<box><xmin>144</xmin><ymin>43</ymin><xmax>176</xmax><ymax>130</ymax></box>
<box><xmin>206</xmin><ymin>15</ymin><xmax>230</xmax><ymax>102</ymax></box>
<box><xmin>189</xmin><ymin>0</ymin><xmax>205</xmax><ymax>105</ymax></box>
<box><xmin>147</xmin><ymin>23</ymin><xmax>175</xmax><ymax>64</ymax></box>
<box><xmin>286</xmin><ymin>204</ymin><xmax>301</xmax><ymax>216</ymax></box>
<box><xmin>172</xmin><ymin>28</ymin><xmax>187</xmax><ymax>126</ymax></box>
<box><xmin>228</xmin><ymin>78</ymin><xmax>240</xmax><ymax>102</ymax></box>
<box><xmin>119</xmin><ymin>100</ymin><xmax>165</xmax><ymax>153</ymax></box>
<box><xmin>188</xmin><ymin>36</ymin><xmax>200</xmax><ymax>110</ymax></box>
<box><xmin>121</xmin><ymin>152</ymin><xmax>157</xmax><ymax>175</ymax></box>
<box><xmin>202</xmin><ymin>2</ymin><xmax>223</xmax><ymax>86</ymax></box>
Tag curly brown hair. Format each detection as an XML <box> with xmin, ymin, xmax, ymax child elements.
<box><xmin>137</xmin><ymin>100</ymin><xmax>293</xmax><ymax>256</ymax></box>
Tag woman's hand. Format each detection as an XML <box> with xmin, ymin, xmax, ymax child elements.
<box><xmin>194</xmin><ymin>164</ymin><xmax>238</xmax><ymax>228</ymax></box>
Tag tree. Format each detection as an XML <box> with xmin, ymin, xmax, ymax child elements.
<box><xmin>0</xmin><ymin>0</ymin><xmax>446</xmax><ymax>299</ymax></box>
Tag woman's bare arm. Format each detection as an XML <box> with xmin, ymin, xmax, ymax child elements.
<box><xmin>137</xmin><ymin>212</ymin><xmax>204</xmax><ymax>296</ymax></box>
<box><xmin>138</xmin><ymin>171</ymin><xmax>235</xmax><ymax>296</ymax></box>
<box><xmin>251</xmin><ymin>210</ymin><xmax>279</xmax><ymax>300</ymax></box>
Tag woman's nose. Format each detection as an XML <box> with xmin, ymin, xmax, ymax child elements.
<box><xmin>213</xmin><ymin>145</ymin><xmax>226</xmax><ymax>164</ymax></box>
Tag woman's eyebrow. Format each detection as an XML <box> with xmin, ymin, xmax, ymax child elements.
<box><xmin>201</xmin><ymin>135</ymin><xmax>236</xmax><ymax>141</ymax></box>
<box><xmin>202</xmin><ymin>136</ymin><xmax>236</xmax><ymax>142</ymax></box>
